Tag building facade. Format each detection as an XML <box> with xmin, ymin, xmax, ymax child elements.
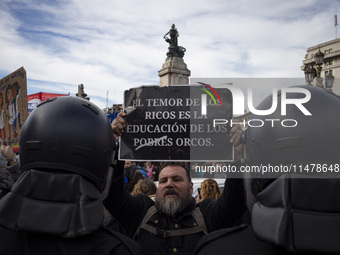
<box><xmin>302</xmin><ymin>38</ymin><xmax>340</xmax><ymax>95</ymax></box>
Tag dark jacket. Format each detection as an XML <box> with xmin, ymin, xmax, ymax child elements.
<box><xmin>0</xmin><ymin>169</ymin><xmax>142</xmax><ymax>255</ymax></box>
<box><xmin>0</xmin><ymin>155</ymin><xmax>22</xmax><ymax>199</ymax></box>
<box><xmin>193</xmin><ymin>225</ymin><xmax>295</xmax><ymax>255</ymax></box>
<box><xmin>193</xmin><ymin>224</ymin><xmax>335</xmax><ymax>255</ymax></box>
<box><xmin>194</xmin><ymin>176</ymin><xmax>340</xmax><ymax>254</ymax></box>
<box><xmin>104</xmin><ymin>161</ymin><xmax>246</xmax><ymax>254</ymax></box>
<box><xmin>0</xmin><ymin>225</ymin><xmax>141</xmax><ymax>255</ymax></box>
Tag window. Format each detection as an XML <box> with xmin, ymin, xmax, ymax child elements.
<box><xmin>324</xmin><ymin>49</ymin><xmax>332</xmax><ymax>54</ymax></box>
<box><xmin>325</xmin><ymin>60</ymin><xmax>333</xmax><ymax>66</ymax></box>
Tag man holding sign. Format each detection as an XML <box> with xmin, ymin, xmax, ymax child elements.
<box><xmin>104</xmin><ymin>111</ymin><xmax>246</xmax><ymax>255</ymax></box>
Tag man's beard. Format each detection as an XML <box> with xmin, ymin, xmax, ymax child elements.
<box><xmin>155</xmin><ymin>187</ymin><xmax>192</xmax><ymax>216</ymax></box>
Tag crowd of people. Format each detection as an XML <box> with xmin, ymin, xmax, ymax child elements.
<box><xmin>0</xmin><ymin>85</ymin><xmax>339</xmax><ymax>254</ymax></box>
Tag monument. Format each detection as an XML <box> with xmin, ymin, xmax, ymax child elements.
<box><xmin>76</xmin><ymin>84</ymin><xmax>90</xmax><ymax>101</ymax></box>
<box><xmin>158</xmin><ymin>24</ymin><xmax>191</xmax><ymax>87</ymax></box>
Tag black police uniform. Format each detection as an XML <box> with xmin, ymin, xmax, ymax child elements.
<box><xmin>0</xmin><ymin>225</ymin><xmax>141</xmax><ymax>255</ymax></box>
<box><xmin>0</xmin><ymin>169</ymin><xmax>142</xmax><ymax>255</ymax></box>
<box><xmin>193</xmin><ymin>224</ymin><xmax>292</xmax><ymax>255</ymax></box>
<box><xmin>0</xmin><ymin>97</ymin><xmax>142</xmax><ymax>255</ymax></box>
<box><xmin>194</xmin><ymin>176</ymin><xmax>340</xmax><ymax>255</ymax></box>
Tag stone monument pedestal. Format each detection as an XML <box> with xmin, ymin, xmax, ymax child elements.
<box><xmin>158</xmin><ymin>57</ymin><xmax>191</xmax><ymax>87</ymax></box>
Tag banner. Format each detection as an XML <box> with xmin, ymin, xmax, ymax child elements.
<box><xmin>119</xmin><ymin>85</ymin><xmax>233</xmax><ymax>162</ymax></box>
<box><xmin>0</xmin><ymin>67</ymin><xmax>29</xmax><ymax>145</ymax></box>
<box><xmin>27</xmin><ymin>92</ymin><xmax>69</xmax><ymax>114</ymax></box>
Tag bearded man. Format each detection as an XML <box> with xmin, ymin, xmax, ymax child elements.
<box><xmin>104</xmin><ymin>112</ymin><xmax>246</xmax><ymax>255</ymax></box>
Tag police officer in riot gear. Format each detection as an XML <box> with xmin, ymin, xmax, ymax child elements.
<box><xmin>194</xmin><ymin>85</ymin><xmax>340</xmax><ymax>254</ymax></box>
<box><xmin>0</xmin><ymin>96</ymin><xmax>141</xmax><ymax>255</ymax></box>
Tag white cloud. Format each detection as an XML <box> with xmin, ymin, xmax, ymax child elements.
<box><xmin>0</xmin><ymin>0</ymin><xmax>339</xmax><ymax>108</ymax></box>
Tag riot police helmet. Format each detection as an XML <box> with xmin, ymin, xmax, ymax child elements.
<box><xmin>19</xmin><ymin>96</ymin><xmax>115</xmax><ymax>191</ymax></box>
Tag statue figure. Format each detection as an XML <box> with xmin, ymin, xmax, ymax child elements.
<box><xmin>76</xmin><ymin>84</ymin><xmax>90</xmax><ymax>101</ymax></box>
<box><xmin>164</xmin><ymin>24</ymin><xmax>186</xmax><ymax>58</ymax></box>
<box><xmin>164</xmin><ymin>24</ymin><xmax>178</xmax><ymax>48</ymax></box>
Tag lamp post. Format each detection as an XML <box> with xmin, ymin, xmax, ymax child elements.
<box><xmin>304</xmin><ymin>65</ymin><xmax>317</xmax><ymax>85</ymax></box>
<box><xmin>303</xmin><ymin>48</ymin><xmax>333</xmax><ymax>89</ymax></box>
<box><xmin>325</xmin><ymin>73</ymin><xmax>335</xmax><ymax>92</ymax></box>
<box><xmin>314</xmin><ymin>49</ymin><xmax>325</xmax><ymax>88</ymax></box>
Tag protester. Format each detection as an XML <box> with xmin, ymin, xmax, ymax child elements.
<box><xmin>124</xmin><ymin>160</ymin><xmax>134</xmax><ymax>168</ymax></box>
<box><xmin>193</xmin><ymin>85</ymin><xmax>340</xmax><ymax>254</ymax></box>
<box><xmin>131</xmin><ymin>178</ymin><xmax>157</xmax><ymax>199</ymax></box>
<box><xmin>196</xmin><ymin>178</ymin><xmax>222</xmax><ymax>203</ymax></box>
<box><xmin>124</xmin><ymin>165</ymin><xmax>146</xmax><ymax>193</ymax></box>
<box><xmin>0</xmin><ymin>140</ymin><xmax>21</xmax><ymax>199</ymax></box>
<box><xmin>104</xmin><ymin>111</ymin><xmax>246</xmax><ymax>255</ymax></box>
<box><xmin>124</xmin><ymin>163</ymin><xmax>138</xmax><ymax>183</ymax></box>
<box><xmin>0</xmin><ymin>167</ymin><xmax>13</xmax><ymax>199</ymax></box>
<box><xmin>0</xmin><ymin>97</ymin><xmax>141</xmax><ymax>255</ymax></box>
<box><xmin>148</xmin><ymin>161</ymin><xmax>161</xmax><ymax>181</ymax></box>
<box><xmin>136</xmin><ymin>161</ymin><xmax>149</xmax><ymax>178</ymax></box>
<box><xmin>0</xmin><ymin>140</ymin><xmax>20</xmax><ymax>172</ymax></box>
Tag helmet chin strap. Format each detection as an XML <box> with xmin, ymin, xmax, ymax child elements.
<box><xmin>100</xmin><ymin>167</ymin><xmax>114</xmax><ymax>201</ymax></box>
<box><xmin>239</xmin><ymin>130</ymin><xmax>257</xmax><ymax>211</ymax></box>
<box><xmin>240</xmin><ymin>130</ymin><xmax>247</xmax><ymax>165</ymax></box>
<box><xmin>243</xmin><ymin>172</ymin><xmax>257</xmax><ymax>211</ymax></box>
<box><xmin>100</xmin><ymin>139</ymin><xmax>119</xmax><ymax>201</ymax></box>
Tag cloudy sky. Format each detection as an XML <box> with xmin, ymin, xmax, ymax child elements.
<box><xmin>0</xmin><ymin>0</ymin><xmax>339</xmax><ymax>108</ymax></box>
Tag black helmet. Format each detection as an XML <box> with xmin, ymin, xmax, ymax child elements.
<box><xmin>20</xmin><ymin>96</ymin><xmax>114</xmax><ymax>191</ymax></box>
<box><xmin>245</xmin><ymin>85</ymin><xmax>340</xmax><ymax>195</ymax></box>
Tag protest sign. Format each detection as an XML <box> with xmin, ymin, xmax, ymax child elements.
<box><xmin>27</xmin><ymin>92</ymin><xmax>69</xmax><ymax>114</ymax></box>
<box><xmin>119</xmin><ymin>85</ymin><xmax>233</xmax><ymax>162</ymax></box>
<box><xmin>0</xmin><ymin>67</ymin><xmax>29</xmax><ymax>145</ymax></box>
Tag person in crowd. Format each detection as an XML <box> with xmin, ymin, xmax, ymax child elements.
<box><xmin>124</xmin><ymin>160</ymin><xmax>134</xmax><ymax>169</ymax></box>
<box><xmin>104</xmin><ymin>111</ymin><xmax>246</xmax><ymax>255</ymax></box>
<box><xmin>1</xmin><ymin>139</ymin><xmax>20</xmax><ymax>171</ymax></box>
<box><xmin>0</xmin><ymin>166</ymin><xmax>13</xmax><ymax>199</ymax></box>
<box><xmin>124</xmin><ymin>163</ymin><xmax>138</xmax><ymax>183</ymax></box>
<box><xmin>131</xmin><ymin>178</ymin><xmax>157</xmax><ymax>199</ymax></box>
<box><xmin>0</xmin><ymin>96</ymin><xmax>141</xmax><ymax>255</ymax></box>
<box><xmin>124</xmin><ymin>162</ymin><xmax>149</xmax><ymax>187</ymax></box>
<box><xmin>126</xmin><ymin>169</ymin><xmax>145</xmax><ymax>193</ymax></box>
<box><xmin>148</xmin><ymin>161</ymin><xmax>161</xmax><ymax>181</ymax></box>
<box><xmin>136</xmin><ymin>161</ymin><xmax>149</xmax><ymax>178</ymax></box>
<box><xmin>193</xmin><ymin>85</ymin><xmax>340</xmax><ymax>254</ymax></box>
<box><xmin>0</xmin><ymin>140</ymin><xmax>21</xmax><ymax>199</ymax></box>
<box><xmin>196</xmin><ymin>178</ymin><xmax>222</xmax><ymax>203</ymax></box>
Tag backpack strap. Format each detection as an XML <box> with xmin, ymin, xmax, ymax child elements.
<box><xmin>133</xmin><ymin>206</ymin><xmax>208</xmax><ymax>239</ymax></box>
<box><xmin>133</xmin><ymin>205</ymin><xmax>158</xmax><ymax>239</ymax></box>
<box><xmin>191</xmin><ymin>207</ymin><xmax>208</xmax><ymax>235</ymax></box>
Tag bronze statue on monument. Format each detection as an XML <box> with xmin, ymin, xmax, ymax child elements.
<box><xmin>163</xmin><ymin>24</ymin><xmax>186</xmax><ymax>58</ymax></box>
<box><xmin>159</xmin><ymin>24</ymin><xmax>190</xmax><ymax>86</ymax></box>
